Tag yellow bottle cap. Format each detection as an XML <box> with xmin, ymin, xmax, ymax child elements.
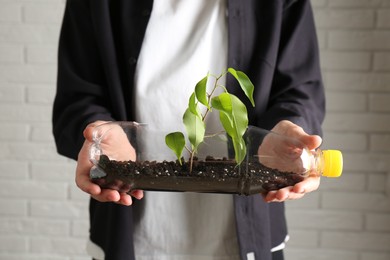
<box><xmin>322</xmin><ymin>150</ymin><xmax>343</xmax><ymax>178</ymax></box>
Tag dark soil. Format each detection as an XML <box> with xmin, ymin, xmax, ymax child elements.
<box><xmin>91</xmin><ymin>154</ymin><xmax>304</xmax><ymax>196</ymax></box>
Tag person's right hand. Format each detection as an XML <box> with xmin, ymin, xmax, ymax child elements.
<box><xmin>258</xmin><ymin>120</ymin><xmax>322</xmax><ymax>202</ymax></box>
<box><xmin>75</xmin><ymin>121</ymin><xmax>144</xmax><ymax>206</ymax></box>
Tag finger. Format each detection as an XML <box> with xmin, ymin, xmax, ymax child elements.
<box><xmin>117</xmin><ymin>193</ymin><xmax>134</xmax><ymax>206</ymax></box>
<box><xmin>264</xmin><ymin>190</ymin><xmax>279</xmax><ymax>202</ymax></box>
<box><xmin>83</xmin><ymin>120</ymin><xmax>109</xmax><ymax>140</ymax></box>
<box><xmin>275</xmin><ymin>188</ymin><xmax>291</xmax><ymax>201</ymax></box>
<box><xmin>76</xmin><ymin>173</ymin><xmax>102</xmax><ymax>195</ymax></box>
<box><xmin>92</xmin><ymin>189</ymin><xmax>121</xmax><ymax>203</ymax></box>
<box><xmin>130</xmin><ymin>190</ymin><xmax>144</xmax><ymax>200</ymax></box>
<box><xmin>293</xmin><ymin>176</ymin><xmax>320</xmax><ymax>194</ymax></box>
<box><xmin>264</xmin><ymin>186</ymin><xmax>306</xmax><ymax>202</ymax></box>
<box><xmin>299</xmin><ymin>134</ymin><xmax>322</xmax><ymax>150</ymax></box>
<box><xmin>264</xmin><ymin>189</ymin><xmax>287</xmax><ymax>202</ymax></box>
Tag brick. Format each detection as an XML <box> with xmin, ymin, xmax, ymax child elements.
<box><xmin>321</xmin><ymin>132</ymin><xmax>367</xmax><ymax>151</ymax></box>
<box><xmin>0</xmin><ymin>255</ymin><xmax>67</xmax><ymax>260</ymax></box>
<box><xmin>285</xmin><ymin>192</ymin><xmax>321</xmax><ymax>209</ymax></box>
<box><xmin>287</xmin><ymin>209</ymin><xmax>363</xmax><ymax>230</ymax></box>
<box><xmin>332</xmin><ymin>153</ymin><xmax>388</xmax><ymax>173</ymax></box>
<box><xmin>314</xmin><ymin>9</ymin><xmax>374</xmax><ymax>29</ymax></box>
<box><xmin>370</xmin><ymin>134</ymin><xmax>390</xmax><ymax>152</ymax></box>
<box><xmin>26</xmin><ymin>85</ymin><xmax>55</xmax><ymax>104</ymax></box>
<box><xmin>70</xmin><ymin>184</ymin><xmax>91</xmax><ymax>201</ymax></box>
<box><xmin>71</xmin><ymin>219</ymin><xmax>89</xmax><ymax>237</ymax></box>
<box><xmin>284</xmin><ymin>248</ymin><xmax>359</xmax><ymax>260</ymax></box>
<box><xmin>30</xmin><ymin>200</ymin><xmax>88</xmax><ymax>218</ymax></box>
<box><xmin>321</xmin><ymin>231</ymin><xmax>390</xmax><ymax>251</ymax></box>
<box><xmin>367</xmin><ymin>172</ymin><xmax>389</xmax><ymax>193</ymax></box>
<box><xmin>329</xmin><ymin>31</ymin><xmax>390</xmax><ymax>50</ymax></box>
<box><xmin>373</xmin><ymin>52</ymin><xmax>390</xmax><ymax>71</ymax></box>
<box><xmin>323</xmin><ymin>113</ymin><xmax>390</xmax><ymax>133</ymax></box>
<box><xmin>23</xmin><ymin>3</ymin><xmax>65</xmax><ymax>24</ymax></box>
<box><xmin>325</xmin><ymin>72</ymin><xmax>390</xmax><ymax>91</ymax></box>
<box><xmin>0</xmin><ymin>83</ymin><xmax>24</xmax><ymax>103</ymax></box>
<box><xmin>366</xmin><ymin>213</ymin><xmax>390</xmax><ymax>232</ymax></box>
<box><xmin>0</xmin><ymin>24</ymin><xmax>60</xmax><ymax>43</ymax></box>
<box><xmin>30</xmin><ymin>237</ymin><xmax>87</xmax><ymax>255</ymax></box>
<box><xmin>319</xmin><ymin>172</ymin><xmax>366</xmax><ymax>192</ymax></box>
<box><xmin>0</xmin><ymin>180</ymin><xmax>67</xmax><ymax>199</ymax></box>
<box><xmin>31</xmin><ymin>161</ymin><xmax>76</xmax><ymax>182</ymax></box>
<box><xmin>0</xmin><ymin>218</ymin><xmax>69</xmax><ymax>236</ymax></box>
<box><xmin>26</xmin><ymin>45</ymin><xmax>57</xmax><ymax>64</ymax></box>
<box><xmin>361</xmin><ymin>252</ymin><xmax>390</xmax><ymax>260</ymax></box>
<box><xmin>72</xmin><ymin>257</ymin><xmax>91</xmax><ymax>260</ymax></box>
<box><xmin>0</xmin><ymin>104</ymin><xmax>51</xmax><ymax>122</ymax></box>
<box><xmin>0</xmin><ymin>64</ymin><xmax>56</xmax><ymax>83</ymax></box>
<box><xmin>322</xmin><ymin>191</ymin><xmax>390</xmax><ymax>211</ymax></box>
<box><xmin>0</xmin><ymin>44</ymin><xmax>23</xmax><ymax>63</ymax></box>
<box><xmin>0</xmin><ymin>236</ymin><xmax>28</xmax><ymax>253</ymax></box>
<box><xmin>285</xmin><ymin>229</ymin><xmax>319</xmax><ymax>247</ymax></box>
<box><xmin>0</xmin><ymin>199</ymin><xmax>27</xmax><ymax>216</ymax></box>
<box><xmin>0</xmin><ymin>143</ymin><xmax>60</xmax><ymax>161</ymax></box>
<box><xmin>324</xmin><ymin>91</ymin><xmax>367</xmax><ymax>112</ymax></box>
<box><xmin>0</xmin><ymin>123</ymin><xmax>29</xmax><ymax>141</ymax></box>
<box><xmin>377</xmin><ymin>9</ymin><xmax>390</xmax><ymax>28</ymax></box>
<box><xmin>0</xmin><ymin>160</ymin><xmax>28</xmax><ymax>179</ymax></box>
<box><xmin>321</xmin><ymin>51</ymin><xmax>371</xmax><ymax>71</ymax></box>
<box><xmin>0</xmin><ymin>3</ymin><xmax>21</xmax><ymax>22</ymax></box>
<box><xmin>328</xmin><ymin>0</ymin><xmax>385</xmax><ymax>8</ymax></box>
<box><xmin>369</xmin><ymin>93</ymin><xmax>390</xmax><ymax>112</ymax></box>
<box><xmin>30</xmin><ymin>124</ymin><xmax>54</xmax><ymax>141</ymax></box>
<box><xmin>0</xmin><ymin>0</ymin><xmax>64</xmax><ymax>2</ymax></box>
<box><xmin>311</xmin><ymin>0</ymin><xmax>327</xmax><ymax>8</ymax></box>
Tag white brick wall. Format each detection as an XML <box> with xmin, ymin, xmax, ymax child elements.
<box><xmin>0</xmin><ymin>0</ymin><xmax>389</xmax><ymax>260</ymax></box>
<box><xmin>284</xmin><ymin>1</ymin><xmax>390</xmax><ymax>260</ymax></box>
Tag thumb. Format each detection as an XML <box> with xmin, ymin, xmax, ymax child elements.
<box><xmin>83</xmin><ymin>121</ymin><xmax>109</xmax><ymax>141</ymax></box>
<box><xmin>299</xmin><ymin>134</ymin><xmax>322</xmax><ymax>150</ymax></box>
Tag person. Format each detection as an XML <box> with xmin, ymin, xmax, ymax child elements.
<box><xmin>52</xmin><ymin>0</ymin><xmax>325</xmax><ymax>260</ymax></box>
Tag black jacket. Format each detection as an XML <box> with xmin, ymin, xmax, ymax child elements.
<box><xmin>53</xmin><ymin>0</ymin><xmax>325</xmax><ymax>259</ymax></box>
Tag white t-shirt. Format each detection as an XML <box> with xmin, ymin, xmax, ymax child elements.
<box><xmin>133</xmin><ymin>0</ymin><xmax>240</xmax><ymax>259</ymax></box>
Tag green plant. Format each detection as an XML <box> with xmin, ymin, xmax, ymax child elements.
<box><xmin>165</xmin><ymin>68</ymin><xmax>255</xmax><ymax>171</ymax></box>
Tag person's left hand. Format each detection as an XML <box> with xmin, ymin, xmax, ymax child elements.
<box><xmin>261</xmin><ymin>120</ymin><xmax>322</xmax><ymax>202</ymax></box>
<box><xmin>76</xmin><ymin>121</ymin><xmax>143</xmax><ymax>206</ymax></box>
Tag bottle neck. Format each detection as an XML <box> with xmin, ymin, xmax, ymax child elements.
<box><xmin>313</xmin><ymin>149</ymin><xmax>325</xmax><ymax>177</ymax></box>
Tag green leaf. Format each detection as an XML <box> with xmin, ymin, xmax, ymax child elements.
<box><xmin>228</xmin><ymin>68</ymin><xmax>255</xmax><ymax>107</ymax></box>
<box><xmin>218</xmin><ymin>110</ymin><xmax>234</xmax><ymax>136</ymax></box>
<box><xmin>212</xmin><ymin>93</ymin><xmax>248</xmax><ymax>137</ymax></box>
<box><xmin>183</xmin><ymin>108</ymin><xmax>205</xmax><ymax>150</ymax></box>
<box><xmin>165</xmin><ymin>132</ymin><xmax>185</xmax><ymax>164</ymax></box>
<box><xmin>211</xmin><ymin>92</ymin><xmax>233</xmax><ymax>113</ymax></box>
<box><xmin>195</xmin><ymin>75</ymin><xmax>210</xmax><ymax>108</ymax></box>
<box><xmin>212</xmin><ymin>93</ymin><xmax>248</xmax><ymax>164</ymax></box>
<box><xmin>188</xmin><ymin>92</ymin><xmax>198</xmax><ymax>115</ymax></box>
<box><xmin>232</xmin><ymin>136</ymin><xmax>247</xmax><ymax>164</ymax></box>
<box><xmin>228</xmin><ymin>94</ymin><xmax>249</xmax><ymax>137</ymax></box>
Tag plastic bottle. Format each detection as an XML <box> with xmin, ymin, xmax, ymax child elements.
<box><xmin>90</xmin><ymin>122</ymin><xmax>343</xmax><ymax>195</ymax></box>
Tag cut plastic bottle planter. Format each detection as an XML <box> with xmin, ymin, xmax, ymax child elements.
<box><xmin>90</xmin><ymin>121</ymin><xmax>342</xmax><ymax>195</ymax></box>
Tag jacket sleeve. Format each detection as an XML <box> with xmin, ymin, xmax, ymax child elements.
<box><xmin>255</xmin><ymin>0</ymin><xmax>325</xmax><ymax>136</ymax></box>
<box><xmin>52</xmin><ymin>0</ymin><xmax>115</xmax><ymax>160</ymax></box>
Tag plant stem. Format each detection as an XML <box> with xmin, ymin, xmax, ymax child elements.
<box><xmin>189</xmin><ymin>152</ymin><xmax>195</xmax><ymax>173</ymax></box>
<box><xmin>202</xmin><ymin>74</ymin><xmax>222</xmax><ymax>121</ymax></box>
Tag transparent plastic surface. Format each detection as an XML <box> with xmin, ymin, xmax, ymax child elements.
<box><xmin>89</xmin><ymin>121</ymin><xmax>342</xmax><ymax>195</ymax></box>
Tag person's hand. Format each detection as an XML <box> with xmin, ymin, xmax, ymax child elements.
<box><xmin>259</xmin><ymin>120</ymin><xmax>322</xmax><ymax>202</ymax></box>
<box><xmin>75</xmin><ymin>121</ymin><xmax>144</xmax><ymax>206</ymax></box>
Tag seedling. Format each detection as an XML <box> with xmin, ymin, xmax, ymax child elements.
<box><xmin>165</xmin><ymin>68</ymin><xmax>255</xmax><ymax>172</ymax></box>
